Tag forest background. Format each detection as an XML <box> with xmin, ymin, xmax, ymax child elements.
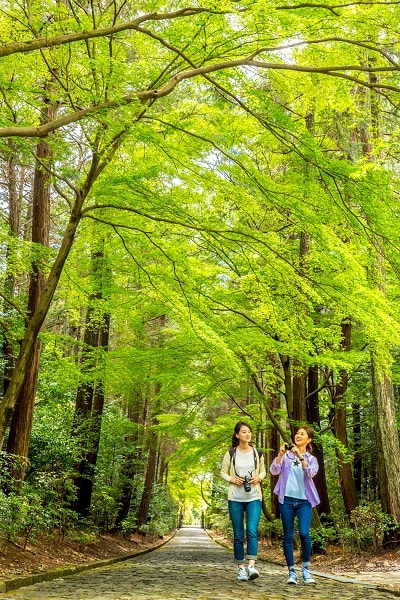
<box><xmin>0</xmin><ymin>0</ymin><xmax>400</xmax><ymax>572</ymax></box>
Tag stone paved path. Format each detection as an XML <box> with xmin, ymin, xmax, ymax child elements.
<box><xmin>0</xmin><ymin>526</ymin><xmax>397</xmax><ymax>599</ymax></box>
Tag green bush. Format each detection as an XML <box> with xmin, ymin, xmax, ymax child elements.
<box><xmin>350</xmin><ymin>502</ymin><xmax>393</xmax><ymax>552</ymax></box>
<box><xmin>310</xmin><ymin>525</ymin><xmax>337</xmax><ymax>553</ymax></box>
<box><xmin>120</xmin><ymin>515</ymin><xmax>137</xmax><ymax>538</ymax></box>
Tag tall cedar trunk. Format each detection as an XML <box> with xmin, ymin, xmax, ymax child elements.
<box><xmin>114</xmin><ymin>400</ymin><xmax>142</xmax><ymax>528</ymax></box>
<box><xmin>0</xmin><ymin>137</ymin><xmax>114</xmax><ymax>448</ymax></box>
<box><xmin>371</xmin><ymin>361</ymin><xmax>400</xmax><ymax>520</ymax></box>
<box><xmin>137</xmin><ymin>427</ymin><xmax>158</xmax><ymax>530</ymax></box>
<box><xmin>306</xmin><ymin>365</ymin><xmax>331</xmax><ymax>515</ymax></box>
<box><xmin>292</xmin><ymin>365</ymin><xmax>307</xmax><ymax>426</ymax></box>
<box><xmin>291</xmin><ymin>231</ymin><xmax>309</xmax><ymax>433</ymax></box>
<box><xmin>364</xmin><ymin>67</ymin><xmax>400</xmax><ymax>523</ymax></box>
<box><xmin>72</xmin><ymin>247</ymin><xmax>110</xmax><ymax>517</ymax></box>
<box><xmin>280</xmin><ymin>355</ymin><xmax>293</xmax><ymax>424</ymax></box>
<box><xmin>266</xmin><ymin>373</ymin><xmax>280</xmax><ymax>519</ymax></box>
<box><xmin>136</xmin><ymin>316</ymin><xmax>165</xmax><ymax>531</ymax></box>
<box><xmin>2</xmin><ymin>151</ymin><xmax>22</xmax><ymax>397</ymax></box>
<box><xmin>332</xmin><ymin>321</ymin><xmax>358</xmax><ymax>514</ymax></box>
<box><xmin>6</xmin><ymin>113</ymin><xmax>52</xmax><ymax>478</ymax></box>
<box><xmin>352</xmin><ymin>402</ymin><xmax>362</xmax><ymax>494</ymax></box>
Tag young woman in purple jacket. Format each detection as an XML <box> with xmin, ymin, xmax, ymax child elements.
<box><xmin>270</xmin><ymin>426</ymin><xmax>320</xmax><ymax>585</ymax></box>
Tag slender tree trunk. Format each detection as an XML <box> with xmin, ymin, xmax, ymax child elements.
<box><xmin>306</xmin><ymin>365</ymin><xmax>331</xmax><ymax>515</ymax></box>
<box><xmin>114</xmin><ymin>400</ymin><xmax>142</xmax><ymax>528</ymax></box>
<box><xmin>291</xmin><ymin>231</ymin><xmax>309</xmax><ymax>430</ymax></box>
<box><xmin>352</xmin><ymin>402</ymin><xmax>362</xmax><ymax>494</ymax></box>
<box><xmin>265</xmin><ymin>372</ymin><xmax>280</xmax><ymax>519</ymax></box>
<box><xmin>137</xmin><ymin>436</ymin><xmax>158</xmax><ymax>530</ymax></box>
<box><xmin>332</xmin><ymin>321</ymin><xmax>358</xmax><ymax>515</ymax></box>
<box><xmin>72</xmin><ymin>246</ymin><xmax>110</xmax><ymax>517</ymax></box>
<box><xmin>1</xmin><ymin>150</ymin><xmax>23</xmax><ymax>397</ymax></box>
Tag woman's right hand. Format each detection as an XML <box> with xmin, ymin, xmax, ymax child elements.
<box><xmin>275</xmin><ymin>444</ymin><xmax>286</xmax><ymax>464</ymax></box>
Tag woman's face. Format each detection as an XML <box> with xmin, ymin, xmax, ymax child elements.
<box><xmin>236</xmin><ymin>425</ymin><xmax>252</xmax><ymax>444</ymax></box>
<box><xmin>295</xmin><ymin>428</ymin><xmax>312</xmax><ymax>447</ymax></box>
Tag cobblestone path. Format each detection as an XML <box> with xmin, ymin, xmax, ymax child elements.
<box><xmin>0</xmin><ymin>526</ymin><xmax>397</xmax><ymax>600</ymax></box>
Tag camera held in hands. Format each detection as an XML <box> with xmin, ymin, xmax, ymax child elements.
<box><xmin>285</xmin><ymin>443</ymin><xmax>293</xmax><ymax>451</ymax></box>
<box><xmin>243</xmin><ymin>475</ymin><xmax>251</xmax><ymax>492</ymax></box>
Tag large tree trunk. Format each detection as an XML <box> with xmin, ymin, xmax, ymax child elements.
<box><xmin>332</xmin><ymin>321</ymin><xmax>358</xmax><ymax>515</ymax></box>
<box><xmin>0</xmin><ymin>134</ymin><xmax>120</xmax><ymax>447</ymax></box>
<box><xmin>1</xmin><ymin>150</ymin><xmax>23</xmax><ymax>398</ymax></box>
<box><xmin>7</xmin><ymin>108</ymin><xmax>53</xmax><ymax>478</ymax></box>
<box><xmin>137</xmin><ymin>436</ymin><xmax>158</xmax><ymax>530</ymax></box>
<box><xmin>362</xmin><ymin>67</ymin><xmax>400</xmax><ymax>523</ymax></box>
<box><xmin>72</xmin><ymin>246</ymin><xmax>110</xmax><ymax>518</ymax></box>
<box><xmin>114</xmin><ymin>399</ymin><xmax>142</xmax><ymax>528</ymax></box>
<box><xmin>371</xmin><ymin>359</ymin><xmax>400</xmax><ymax>520</ymax></box>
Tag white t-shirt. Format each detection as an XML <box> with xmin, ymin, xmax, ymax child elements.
<box><xmin>231</xmin><ymin>448</ymin><xmax>259</xmax><ymax>502</ymax></box>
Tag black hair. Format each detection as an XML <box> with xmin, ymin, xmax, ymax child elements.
<box><xmin>232</xmin><ymin>421</ymin><xmax>252</xmax><ymax>448</ymax></box>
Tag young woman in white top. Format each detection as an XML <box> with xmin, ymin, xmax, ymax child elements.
<box><xmin>220</xmin><ymin>421</ymin><xmax>266</xmax><ymax>581</ymax></box>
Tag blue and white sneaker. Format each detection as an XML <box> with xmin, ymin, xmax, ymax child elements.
<box><xmin>302</xmin><ymin>566</ymin><xmax>315</xmax><ymax>584</ymax></box>
<box><xmin>287</xmin><ymin>569</ymin><xmax>298</xmax><ymax>584</ymax></box>
<box><xmin>237</xmin><ymin>566</ymin><xmax>248</xmax><ymax>581</ymax></box>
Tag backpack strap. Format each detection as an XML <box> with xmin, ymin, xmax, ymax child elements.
<box><xmin>229</xmin><ymin>446</ymin><xmax>261</xmax><ymax>471</ymax></box>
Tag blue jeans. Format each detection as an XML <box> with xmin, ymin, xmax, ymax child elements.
<box><xmin>228</xmin><ymin>499</ymin><xmax>262</xmax><ymax>563</ymax></box>
<box><xmin>279</xmin><ymin>496</ymin><xmax>312</xmax><ymax>568</ymax></box>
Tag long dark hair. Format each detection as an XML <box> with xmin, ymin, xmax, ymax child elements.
<box><xmin>232</xmin><ymin>421</ymin><xmax>252</xmax><ymax>448</ymax></box>
<box><xmin>297</xmin><ymin>426</ymin><xmax>315</xmax><ymax>453</ymax></box>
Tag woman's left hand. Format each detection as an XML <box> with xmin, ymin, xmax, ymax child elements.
<box><xmin>249</xmin><ymin>475</ymin><xmax>260</xmax><ymax>485</ymax></box>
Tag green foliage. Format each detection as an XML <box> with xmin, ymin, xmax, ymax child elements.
<box><xmin>2</xmin><ymin>0</ymin><xmax>400</xmax><ymax>550</ymax></box>
<box><xmin>310</xmin><ymin>525</ymin><xmax>337</xmax><ymax>554</ymax></box>
<box><xmin>350</xmin><ymin>502</ymin><xmax>395</xmax><ymax>552</ymax></box>
<box><xmin>138</xmin><ymin>485</ymin><xmax>178</xmax><ymax>537</ymax></box>
<box><xmin>120</xmin><ymin>515</ymin><xmax>137</xmax><ymax>538</ymax></box>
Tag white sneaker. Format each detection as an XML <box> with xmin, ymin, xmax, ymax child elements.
<box><xmin>247</xmin><ymin>565</ymin><xmax>259</xmax><ymax>580</ymax></box>
<box><xmin>287</xmin><ymin>569</ymin><xmax>298</xmax><ymax>584</ymax></box>
<box><xmin>302</xmin><ymin>566</ymin><xmax>315</xmax><ymax>584</ymax></box>
<box><xmin>237</xmin><ymin>566</ymin><xmax>248</xmax><ymax>581</ymax></box>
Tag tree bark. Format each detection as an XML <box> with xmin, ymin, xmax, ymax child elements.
<box><xmin>114</xmin><ymin>399</ymin><xmax>142</xmax><ymax>528</ymax></box>
<box><xmin>306</xmin><ymin>365</ymin><xmax>331</xmax><ymax>515</ymax></box>
<box><xmin>332</xmin><ymin>321</ymin><xmax>358</xmax><ymax>515</ymax></box>
<box><xmin>72</xmin><ymin>247</ymin><xmax>110</xmax><ymax>517</ymax></box>
<box><xmin>7</xmin><ymin>99</ymin><xmax>53</xmax><ymax>478</ymax></box>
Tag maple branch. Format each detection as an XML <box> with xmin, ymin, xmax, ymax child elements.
<box><xmin>278</xmin><ymin>1</ymin><xmax>400</xmax><ymax>10</ymax></box>
<box><xmin>1</xmin><ymin>51</ymin><xmax>398</xmax><ymax>138</ymax></box>
<box><xmin>0</xmin><ymin>8</ymin><xmax>230</xmax><ymax>58</ymax></box>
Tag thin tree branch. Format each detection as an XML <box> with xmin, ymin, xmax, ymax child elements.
<box><xmin>0</xmin><ymin>8</ymin><xmax>230</xmax><ymax>58</ymax></box>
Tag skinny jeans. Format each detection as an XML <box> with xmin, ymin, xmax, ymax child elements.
<box><xmin>279</xmin><ymin>496</ymin><xmax>312</xmax><ymax>568</ymax></box>
<box><xmin>228</xmin><ymin>499</ymin><xmax>262</xmax><ymax>563</ymax></box>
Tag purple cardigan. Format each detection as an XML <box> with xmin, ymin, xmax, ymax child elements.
<box><xmin>270</xmin><ymin>452</ymin><xmax>320</xmax><ymax>508</ymax></box>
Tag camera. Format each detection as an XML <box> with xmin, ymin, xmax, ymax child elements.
<box><xmin>285</xmin><ymin>443</ymin><xmax>293</xmax><ymax>451</ymax></box>
<box><xmin>243</xmin><ymin>475</ymin><xmax>251</xmax><ymax>492</ymax></box>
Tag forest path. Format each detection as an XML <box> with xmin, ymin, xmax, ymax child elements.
<box><xmin>0</xmin><ymin>526</ymin><xmax>397</xmax><ymax>599</ymax></box>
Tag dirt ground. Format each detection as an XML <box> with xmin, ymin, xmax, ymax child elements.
<box><xmin>0</xmin><ymin>529</ymin><xmax>400</xmax><ymax>590</ymax></box>
<box><xmin>0</xmin><ymin>531</ymin><xmax>168</xmax><ymax>579</ymax></box>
